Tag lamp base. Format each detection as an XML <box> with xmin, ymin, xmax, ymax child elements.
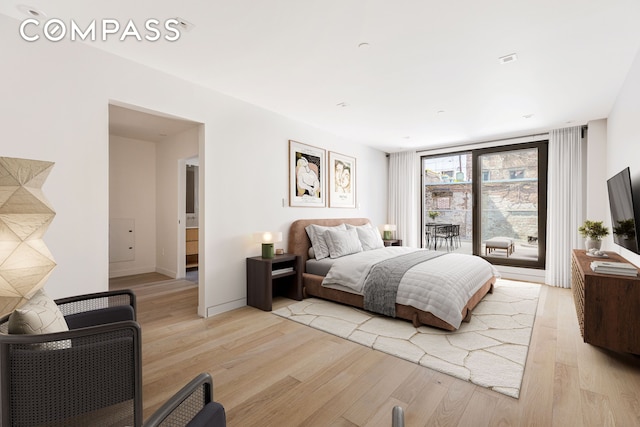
<box><xmin>383</xmin><ymin>231</ymin><xmax>392</xmax><ymax>240</ymax></box>
<box><xmin>261</xmin><ymin>243</ymin><xmax>275</xmax><ymax>259</ymax></box>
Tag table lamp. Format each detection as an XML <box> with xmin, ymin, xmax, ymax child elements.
<box><xmin>254</xmin><ymin>231</ymin><xmax>282</xmax><ymax>259</ymax></box>
<box><xmin>382</xmin><ymin>224</ymin><xmax>396</xmax><ymax>240</ymax></box>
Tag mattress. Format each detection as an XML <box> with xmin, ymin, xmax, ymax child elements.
<box><xmin>305</xmin><ymin>258</ymin><xmax>336</xmax><ymax>276</ymax></box>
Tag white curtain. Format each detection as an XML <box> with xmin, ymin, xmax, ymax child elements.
<box><xmin>388</xmin><ymin>151</ymin><xmax>419</xmax><ymax>247</ymax></box>
<box><xmin>545</xmin><ymin>126</ymin><xmax>584</xmax><ymax>288</ymax></box>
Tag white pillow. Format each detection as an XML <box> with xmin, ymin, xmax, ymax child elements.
<box><xmin>305</xmin><ymin>224</ymin><xmax>346</xmax><ymax>260</ymax></box>
<box><xmin>8</xmin><ymin>289</ymin><xmax>69</xmax><ymax>335</ymax></box>
<box><xmin>357</xmin><ymin>227</ymin><xmax>385</xmax><ymax>250</ymax></box>
<box><xmin>346</xmin><ymin>223</ymin><xmax>384</xmax><ymax>250</ymax></box>
<box><xmin>324</xmin><ymin>227</ymin><xmax>363</xmax><ymax>258</ymax></box>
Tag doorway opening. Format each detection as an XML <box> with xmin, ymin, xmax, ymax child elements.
<box><xmin>108</xmin><ymin>102</ymin><xmax>203</xmax><ymax>305</ymax></box>
<box><xmin>184</xmin><ymin>157</ymin><xmax>199</xmax><ymax>285</ymax></box>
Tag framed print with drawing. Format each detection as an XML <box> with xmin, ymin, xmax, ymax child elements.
<box><xmin>329</xmin><ymin>151</ymin><xmax>356</xmax><ymax>208</ymax></box>
<box><xmin>289</xmin><ymin>140</ymin><xmax>325</xmax><ymax>207</ymax></box>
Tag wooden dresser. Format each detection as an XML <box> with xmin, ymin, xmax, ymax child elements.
<box><xmin>571</xmin><ymin>249</ymin><xmax>640</xmax><ymax>354</ymax></box>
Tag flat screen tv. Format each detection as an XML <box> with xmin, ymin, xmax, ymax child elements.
<box><xmin>607</xmin><ymin>167</ymin><xmax>640</xmax><ymax>254</ymax></box>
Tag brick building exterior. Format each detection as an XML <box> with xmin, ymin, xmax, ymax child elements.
<box><xmin>424</xmin><ymin>149</ymin><xmax>538</xmax><ymax>243</ymax></box>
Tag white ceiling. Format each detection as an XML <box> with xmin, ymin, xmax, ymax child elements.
<box><xmin>3</xmin><ymin>1</ymin><xmax>640</xmax><ymax>152</ymax></box>
<box><xmin>108</xmin><ymin>104</ymin><xmax>200</xmax><ymax>143</ymax></box>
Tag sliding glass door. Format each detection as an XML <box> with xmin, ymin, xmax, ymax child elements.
<box><xmin>422</xmin><ymin>141</ymin><xmax>548</xmax><ymax>268</ymax></box>
<box><xmin>422</xmin><ymin>152</ymin><xmax>473</xmax><ymax>252</ymax></box>
<box><xmin>474</xmin><ymin>142</ymin><xmax>547</xmax><ymax>268</ymax></box>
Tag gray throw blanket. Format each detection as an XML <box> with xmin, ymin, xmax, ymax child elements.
<box><xmin>363</xmin><ymin>251</ymin><xmax>445</xmax><ymax>317</ymax></box>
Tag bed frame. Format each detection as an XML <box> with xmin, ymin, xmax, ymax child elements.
<box><xmin>287</xmin><ymin>218</ymin><xmax>495</xmax><ymax>331</ymax></box>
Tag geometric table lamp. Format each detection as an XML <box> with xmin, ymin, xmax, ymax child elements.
<box><xmin>0</xmin><ymin>156</ymin><xmax>56</xmax><ymax>317</ymax></box>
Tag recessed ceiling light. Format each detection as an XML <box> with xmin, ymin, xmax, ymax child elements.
<box><xmin>402</xmin><ymin>136</ymin><xmax>411</xmax><ymax>139</ymax></box>
<box><xmin>17</xmin><ymin>4</ymin><xmax>47</xmax><ymax>19</ymax></box>
<box><xmin>437</xmin><ymin>110</ymin><xmax>446</xmax><ymax>114</ymax></box>
<box><xmin>358</xmin><ymin>42</ymin><xmax>370</xmax><ymax>48</ymax></box>
<box><xmin>174</xmin><ymin>17</ymin><xmax>195</xmax><ymax>32</ymax></box>
<box><xmin>523</xmin><ymin>114</ymin><xmax>534</xmax><ymax>119</ymax></box>
<box><xmin>336</xmin><ymin>102</ymin><xmax>348</xmax><ymax>107</ymax></box>
<box><xmin>498</xmin><ymin>53</ymin><xmax>518</xmax><ymax>64</ymax></box>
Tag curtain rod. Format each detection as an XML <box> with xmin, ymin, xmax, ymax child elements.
<box><xmin>386</xmin><ymin>125</ymin><xmax>587</xmax><ymax>157</ymax></box>
<box><xmin>412</xmin><ymin>125</ymin><xmax>587</xmax><ymax>156</ymax></box>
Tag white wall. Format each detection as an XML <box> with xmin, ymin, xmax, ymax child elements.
<box><xmin>155</xmin><ymin>126</ymin><xmax>199</xmax><ymax>279</ymax></box>
<box><xmin>585</xmin><ymin>119</ymin><xmax>608</xmax><ymax>223</ymax></box>
<box><xmin>109</xmin><ymin>135</ymin><xmax>157</xmax><ymax>277</ymax></box>
<box><xmin>0</xmin><ymin>14</ymin><xmax>388</xmax><ymax>316</ymax></box>
<box><xmin>605</xmin><ymin>47</ymin><xmax>640</xmax><ymax>267</ymax></box>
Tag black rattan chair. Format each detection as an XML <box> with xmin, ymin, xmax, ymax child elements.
<box><xmin>0</xmin><ymin>290</ymin><xmax>142</xmax><ymax>427</ymax></box>
<box><xmin>144</xmin><ymin>373</ymin><xmax>226</xmax><ymax>427</ymax></box>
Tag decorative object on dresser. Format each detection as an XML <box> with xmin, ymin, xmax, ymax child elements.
<box><xmin>246</xmin><ymin>254</ymin><xmax>302</xmax><ymax>311</ymax></box>
<box><xmin>578</xmin><ymin>219</ymin><xmax>610</xmax><ymax>251</ymax></box>
<box><xmin>328</xmin><ymin>151</ymin><xmax>356</xmax><ymax>208</ymax></box>
<box><xmin>0</xmin><ymin>157</ymin><xmax>56</xmax><ymax>317</ymax></box>
<box><xmin>571</xmin><ymin>249</ymin><xmax>640</xmax><ymax>355</ymax></box>
<box><xmin>289</xmin><ymin>140</ymin><xmax>326</xmax><ymax>207</ymax></box>
<box><xmin>590</xmin><ymin>260</ymin><xmax>637</xmax><ymax>277</ymax></box>
<box><xmin>253</xmin><ymin>231</ymin><xmax>283</xmax><ymax>259</ymax></box>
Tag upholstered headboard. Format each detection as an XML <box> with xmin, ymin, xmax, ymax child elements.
<box><xmin>287</xmin><ymin>218</ymin><xmax>371</xmax><ymax>267</ymax></box>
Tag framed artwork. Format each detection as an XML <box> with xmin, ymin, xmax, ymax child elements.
<box><xmin>289</xmin><ymin>140</ymin><xmax>326</xmax><ymax>207</ymax></box>
<box><xmin>329</xmin><ymin>151</ymin><xmax>356</xmax><ymax>208</ymax></box>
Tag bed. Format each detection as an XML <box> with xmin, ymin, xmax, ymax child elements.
<box><xmin>287</xmin><ymin>218</ymin><xmax>498</xmax><ymax>331</ymax></box>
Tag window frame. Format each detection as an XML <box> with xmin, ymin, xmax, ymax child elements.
<box><xmin>472</xmin><ymin>141</ymin><xmax>548</xmax><ymax>269</ymax></box>
<box><xmin>421</xmin><ymin>140</ymin><xmax>548</xmax><ymax>269</ymax></box>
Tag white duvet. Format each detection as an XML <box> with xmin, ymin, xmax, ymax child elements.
<box><xmin>321</xmin><ymin>247</ymin><xmax>500</xmax><ymax>329</ymax></box>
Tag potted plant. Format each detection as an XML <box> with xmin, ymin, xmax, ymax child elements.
<box><xmin>427</xmin><ymin>211</ymin><xmax>439</xmax><ymax>222</ymax></box>
<box><xmin>578</xmin><ymin>220</ymin><xmax>610</xmax><ymax>250</ymax></box>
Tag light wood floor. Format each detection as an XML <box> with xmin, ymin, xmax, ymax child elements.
<box><xmin>135</xmin><ymin>282</ymin><xmax>640</xmax><ymax>426</ymax></box>
<box><xmin>110</xmin><ymin>272</ymin><xmax>174</xmax><ymax>290</ymax></box>
<box><xmin>109</xmin><ymin>273</ymin><xmax>197</xmax><ymax>301</ymax></box>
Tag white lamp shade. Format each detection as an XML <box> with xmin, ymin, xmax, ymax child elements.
<box><xmin>253</xmin><ymin>231</ymin><xmax>283</xmax><ymax>244</ymax></box>
<box><xmin>382</xmin><ymin>224</ymin><xmax>397</xmax><ymax>231</ymax></box>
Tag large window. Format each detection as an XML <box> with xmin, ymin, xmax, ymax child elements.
<box><xmin>422</xmin><ymin>141</ymin><xmax>548</xmax><ymax>268</ymax></box>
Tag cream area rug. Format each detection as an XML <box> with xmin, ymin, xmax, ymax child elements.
<box><xmin>273</xmin><ymin>279</ymin><xmax>540</xmax><ymax>398</ymax></box>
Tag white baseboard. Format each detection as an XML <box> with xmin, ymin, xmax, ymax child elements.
<box><xmin>495</xmin><ymin>265</ymin><xmax>546</xmax><ymax>284</ymax></box>
<box><xmin>155</xmin><ymin>267</ymin><xmax>177</xmax><ymax>279</ymax></box>
<box><xmin>205</xmin><ymin>298</ymin><xmax>246</xmax><ymax>318</ymax></box>
<box><xmin>109</xmin><ymin>266</ymin><xmax>156</xmax><ymax>279</ymax></box>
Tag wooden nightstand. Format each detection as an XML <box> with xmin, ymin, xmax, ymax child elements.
<box><xmin>246</xmin><ymin>254</ymin><xmax>303</xmax><ymax>311</ymax></box>
<box><xmin>383</xmin><ymin>239</ymin><xmax>402</xmax><ymax>247</ymax></box>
